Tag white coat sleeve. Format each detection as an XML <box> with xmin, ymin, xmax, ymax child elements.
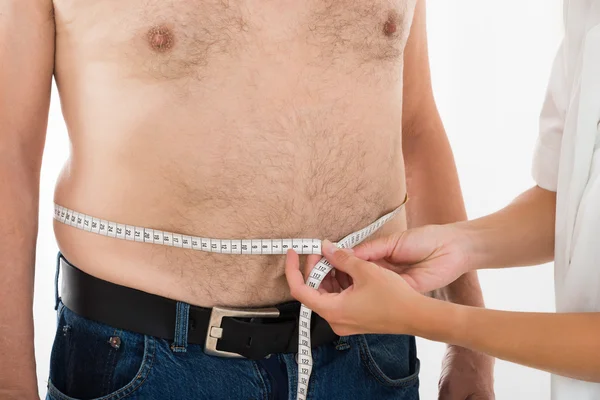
<box><xmin>532</xmin><ymin>40</ymin><xmax>569</xmax><ymax>192</ymax></box>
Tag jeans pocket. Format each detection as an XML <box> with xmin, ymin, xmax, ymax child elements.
<box><xmin>48</xmin><ymin>304</ymin><xmax>155</xmax><ymax>400</ymax></box>
<box><xmin>357</xmin><ymin>334</ymin><xmax>420</xmax><ymax>388</ymax></box>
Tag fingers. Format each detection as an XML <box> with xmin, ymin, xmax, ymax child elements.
<box><xmin>299</xmin><ymin>246</ymin><xmax>353</xmax><ymax>294</ymax></box>
<box><xmin>285</xmin><ymin>250</ymin><xmax>336</xmax><ymax>312</ymax></box>
<box><xmin>318</xmin><ymin>273</ymin><xmax>334</xmax><ymax>294</ymax></box>
<box><xmin>303</xmin><ymin>254</ymin><xmax>324</xmax><ymax>280</ymax></box>
<box><xmin>322</xmin><ymin>240</ymin><xmax>370</xmax><ymax>278</ymax></box>
<box><xmin>327</xmin><ymin>271</ymin><xmax>343</xmax><ymax>293</ymax></box>
<box><xmin>353</xmin><ymin>234</ymin><xmax>402</xmax><ymax>261</ymax></box>
<box><xmin>318</xmin><ymin>271</ymin><xmax>343</xmax><ymax>294</ymax></box>
<box><xmin>335</xmin><ymin>270</ymin><xmax>353</xmax><ymax>290</ymax></box>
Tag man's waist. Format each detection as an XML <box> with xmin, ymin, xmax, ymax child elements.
<box><xmin>53</xmin><ymin>197</ymin><xmax>404</xmax><ymax>254</ymax></box>
<box><xmin>57</xmin><ymin>255</ymin><xmax>338</xmax><ymax>359</ymax></box>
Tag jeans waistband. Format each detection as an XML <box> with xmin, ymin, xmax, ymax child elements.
<box><xmin>55</xmin><ymin>253</ymin><xmax>338</xmax><ymax>359</ymax></box>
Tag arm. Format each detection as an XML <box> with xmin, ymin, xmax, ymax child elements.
<box><xmin>357</xmin><ymin>13</ymin><xmax>563</xmax><ymax>299</ymax></box>
<box><xmin>352</xmin><ymin>186</ymin><xmax>556</xmax><ymax>294</ymax></box>
<box><xmin>462</xmin><ymin>185</ymin><xmax>556</xmax><ymax>270</ymax></box>
<box><xmin>287</xmin><ymin>243</ymin><xmax>600</xmax><ymax>385</ymax></box>
<box><xmin>289</xmin><ymin>9</ymin><xmax>570</xmax><ymax>385</ymax></box>
<box><xmin>402</xmin><ymin>0</ymin><xmax>484</xmax><ymax>309</ymax></box>
<box><xmin>457</xmin><ymin>28</ymin><xmax>568</xmax><ymax>271</ymax></box>
<box><xmin>414</xmin><ymin>298</ymin><xmax>600</xmax><ymax>383</ymax></box>
<box><xmin>0</xmin><ymin>1</ymin><xmax>54</xmax><ymax>397</ymax></box>
<box><xmin>402</xmin><ymin>2</ymin><xmax>493</xmax><ymax>398</ymax></box>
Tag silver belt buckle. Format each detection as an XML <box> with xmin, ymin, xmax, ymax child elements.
<box><xmin>205</xmin><ymin>306</ymin><xmax>280</xmax><ymax>358</ymax></box>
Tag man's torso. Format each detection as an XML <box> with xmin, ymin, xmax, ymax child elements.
<box><xmin>52</xmin><ymin>0</ymin><xmax>416</xmax><ymax>307</ymax></box>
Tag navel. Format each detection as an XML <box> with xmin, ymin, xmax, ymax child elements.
<box><xmin>147</xmin><ymin>25</ymin><xmax>175</xmax><ymax>52</ymax></box>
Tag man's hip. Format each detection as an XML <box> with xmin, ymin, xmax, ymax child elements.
<box><xmin>47</xmin><ymin>254</ymin><xmax>420</xmax><ymax>399</ymax></box>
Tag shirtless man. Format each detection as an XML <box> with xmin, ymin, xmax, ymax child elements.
<box><xmin>1</xmin><ymin>0</ymin><xmax>494</xmax><ymax>399</ymax></box>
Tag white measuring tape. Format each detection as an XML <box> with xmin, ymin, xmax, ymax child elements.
<box><xmin>53</xmin><ymin>197</ymin><xmax>406</xmax><ymax>400</ymax></box>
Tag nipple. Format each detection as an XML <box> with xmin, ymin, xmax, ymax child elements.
<box><xmin>383</xmin><ymin>13</ymin><xmax>398</xmax><ymax>37</ymax></box>
<box><xmin>147</xmin><ymin>25</ymin><xmax>175</xmax><ymax>52</ymax></box>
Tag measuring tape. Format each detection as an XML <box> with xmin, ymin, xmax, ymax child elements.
<box><xmin>53</xmin><ymin>196</ymin><xmax>407</xmax><ymax>400</ymax></box>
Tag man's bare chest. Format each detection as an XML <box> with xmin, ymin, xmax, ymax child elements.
<box><xmin>53</xmin><ymin>0</ymin><xmax>417</xmax><ymax>80</ymax></box>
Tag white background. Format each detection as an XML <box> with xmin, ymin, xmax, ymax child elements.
<box><xmin>33</xmin><ymin>1</ymin><xmax>563</xmax><ymax>399</ymax></box>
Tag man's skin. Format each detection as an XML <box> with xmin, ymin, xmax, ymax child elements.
<box><xmin>0</xmin><ymin>0</ymin><xmax>492</xmax><ymax>398</ymax></box>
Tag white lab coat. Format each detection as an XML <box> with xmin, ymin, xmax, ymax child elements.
<box><xmin>532</xmin><ymin>1</ymin><xmax>600</xmax><ymax>398</ymax></box>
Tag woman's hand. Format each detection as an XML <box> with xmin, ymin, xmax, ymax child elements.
<box><xmin>354</xmin><ymin>224</ymin><xmax>473</xmax><ymax>294</ymax></box>
<box><xmin>285</xmin><ymin>240</ymin><xmax>428</xmax><ymax>336</ymax></box>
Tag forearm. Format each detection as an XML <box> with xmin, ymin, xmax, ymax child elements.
<box><xmin>459</xmin><ymin>185</ymin><xmax>556</xmax><ymax>271</ymax></box>
<box><xmin>0</xmin><ymin>165</ymin><xmax>40</xmax><ymax>392</ymax></box>
<box><xmin>0</xmin><ymin>1</ymin><xmax>54</xmax><ymax>395</ymax></box>
<box><xmin>413</xmin><ymin>298</ymin><xmax>600</xmax><ymax>383</ymax></box>
<box><xmin>403</xmin><ymin>110</ymin><xmax>484</xmax><ymax>307</ymax></box>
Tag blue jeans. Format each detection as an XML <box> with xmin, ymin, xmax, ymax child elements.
<box><xmin>47</xmin><ymin>262</ymin><xmax>420</xmax><ymax>400</ymax></box>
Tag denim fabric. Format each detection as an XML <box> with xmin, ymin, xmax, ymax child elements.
<box><xmin>47</xmin><ymin>304</ymin><xmax>419</xmax><ymax>400</ymax></box>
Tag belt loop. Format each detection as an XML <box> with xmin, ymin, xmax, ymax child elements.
<box><xmin>171</xmin><ymin>302</ymin><xmax>190</xmax><ymax>353</ymax></box>
<box><xmin>335</xmin><ymin>335</ymin><xmax>351</xmax><ymax>351</ymax></box>
<box><xmin>54</xmin><ymin>252</ymin><xmax>62</xmax><ymax>310</ymax></box>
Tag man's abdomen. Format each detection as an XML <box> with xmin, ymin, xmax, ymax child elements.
<box><xmin>52</xmin><ymin>2</ymin><xmax>409</xmax><ymax>307</ymax></box>
<box><xmin>53</xmin><ymin>99</ymin><xmax>407</xmax><ymax>306</ymax></box>
<box><xmin>53</xmin><ymin>139</ymin><xmax>407</xmax><ymax>307</ymax></box>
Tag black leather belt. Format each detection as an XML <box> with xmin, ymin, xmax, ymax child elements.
<box><xmin>59</xmin><ymin>256</ymin><xmax>338</xmax><ymax>360</ymax></box>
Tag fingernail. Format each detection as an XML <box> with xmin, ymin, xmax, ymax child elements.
<box><xmin>322</xmin><ymin>240</ymin><xmax>336</xmax><ymax>256</ymax></box>
<box><xmin>322</xmin><ymin>240</ymin><xmax>353</xmax><ymax>256</ymax></box>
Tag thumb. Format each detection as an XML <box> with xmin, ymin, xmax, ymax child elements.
<box><xmin>322</xmin><ymin>240</ymin><xmax>370</xmax><ymax>279</ymax></box>
<box><xmin>354</xmin><ymin>233</ymin><xmax>404</xmax><ymax>261</ymax></box>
